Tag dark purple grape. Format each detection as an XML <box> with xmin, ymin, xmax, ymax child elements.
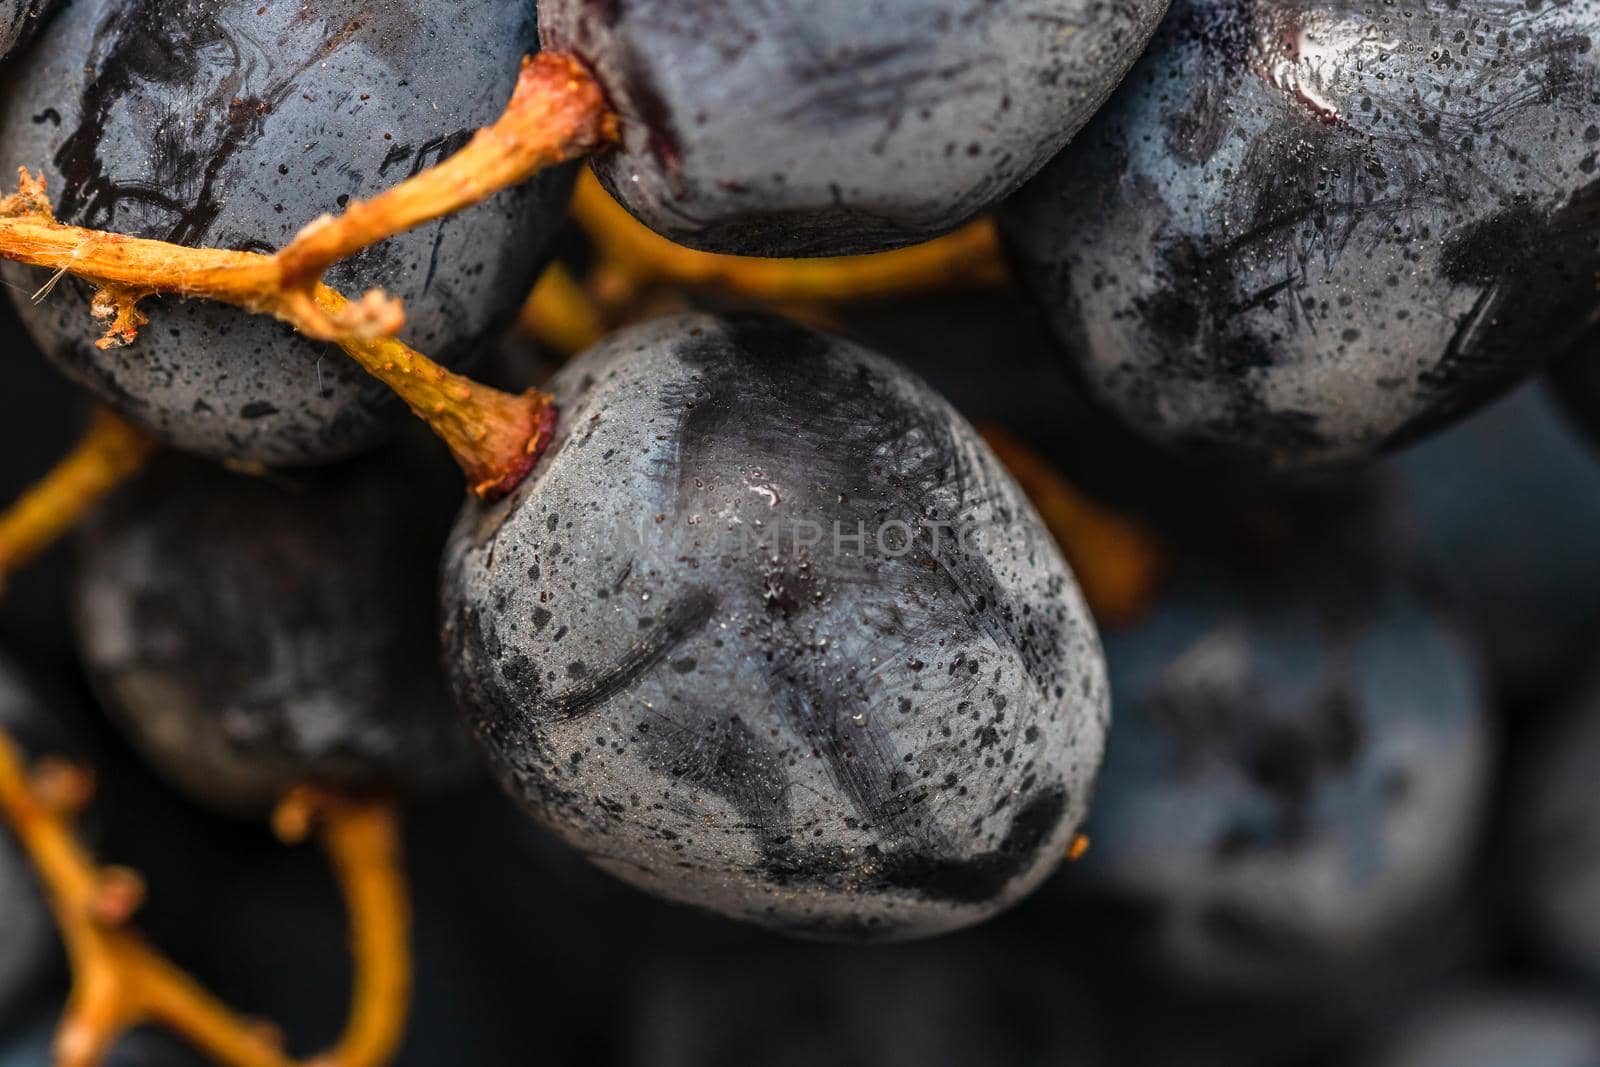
<box><xmin>541</xmin><ymin>0</ymin><xmax>1169</xmax><ymax>256</ymax></box>
<box><xmin>0</xmin><ymin>1</ymin><xmax>59</xmax><ymax>60</ymax></box>
<box><xmin>1079</xmin><ymin>519</ymin><xmax>1491</xmax><ymax>988</ymax></box>
<box><xmin>442</xmin><ymin>311</ymin><xmax>1108</xmax><ymax>940</ymax></box>
<box><xmin>1001</xmin><ymin>0</ymin><xmax>1600</xmax><ymax>469</ymax></box>
<box><xmin>0</xmin><ymin>0</ymin><xmax>573</xmax><ymax>467</ymax></box>
<box><xmin>74</xmin><ymin>451</ymin><xmax>476</xmax><ymax>816</ymax></box>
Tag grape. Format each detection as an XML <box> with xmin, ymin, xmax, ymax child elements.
<box><xmin>74</xmin><ymin>450</ymin><xmax>476</xmax><ymax>815</ymax></box>
<box><xmin>0</xmin><ymin>0</ymin><xmax>573</xmax><ymax>467</ymax></box>
<box><xmin>441</xmin><ymin>312</ymin><xmax>1108</xmax><ymax>939</ymax></box>
<box><xmin>541</xmin><ymin>0</ymin><xmax>1170</xmax><ymax>256</ymax></box>
<box><xmin>1079</xmin><ymin>513</ymin><xmax>1491</xmax><ymax>987</ymax></box>
<box><xmin>0</xmin><ymin>0</ymin><xmax>1584</xmax><ymax>1042</ymax></box>
<box><xmin>1000</xmin><ymin>0</ymin><xmax>1600</xmax><ymax>468</ymax></box>
<box><xmin>0</xmin><ymin>0</ymin><xmax>59</xmax><ymax>60</ymax></box>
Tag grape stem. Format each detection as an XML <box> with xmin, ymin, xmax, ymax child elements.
<box><xmin>979</xmin><ymin>425</ymin><xmax>1168</xmax><ymax>629</ymax></box>
<box><xmin>276</xmin><ymin>52</ymin><xmax>616</xmax><ymax>327</ymax></box>
<box><xmin>0</xmin><ymin>170</ymin><xmax>551</xmax><ymax>498</ymax></box>
<box><xmin>0</xmin><ymin>728</ymin><xmax>412</xmax><ymax>1067</ymax></box>
<box><xmin>0</xmin><ymin>408</ymin><xmax>157</xmax><ymax>592</ymax></box>
<box><xmin>274</xmin><ymin>790</ymin><xmax>411</xmax><ymax>1067</ymax></box>
<box><xmin>0</xmin><ymin>51</ymin><xmax>615</xmax><ymax>498</ymax></box>
<box><xmin>520</xmin><ymin>261</ymin><xmax>608</xmax><ymax>356</ymax></box>
<box><xmin>522</xmin><ymin>170</ymin><xmax>1010</xmax><ymax>357</ymax></box>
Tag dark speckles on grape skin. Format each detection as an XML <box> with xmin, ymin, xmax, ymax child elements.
<box><xmin>1404</xmin><ymin>181</ymin><xmax>1600</xmax><ymax>448</ymax></box>
<box><xmin>541</xmin><ymin>0</ymin><xmax>1170</xmax><ymax>256</ymax></box>
<box><xmin>441</xmin><ymin>311</ymin><xmax>1109</xmax><ymax>939</ymax></box>
<box><xmin>1002</xmin><ymin>0</ymin><xmax>1600</xmax><ymax>469</ymax></box>
<box><xmin>0</xmin><ymin>0</ymin><xmax>574</xmax><ymax>467</ymax></box>
<box><xmin>0</xmin><ymin>0</ymin><xmax>60</xmax><ymax>61</ymax></box>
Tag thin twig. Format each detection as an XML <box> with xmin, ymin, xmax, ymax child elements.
<box><xmin>0</xmin><ymin>175</ymin><xmax>551</xmax><ymax>499</ymax></box>
<box><xmin>0</xmin><ymin>408</ymin><xmax>157</xmax><ymax>591</ymax></box>
<box><xmin>0</xmin><ymin>729</ymin><xmax>413</xmax><ymax>1067</ymax></box>
<box><xmin>0</xmin><ymin>52</ymin><xmax>610</xmax><ymax>498</ymax></box>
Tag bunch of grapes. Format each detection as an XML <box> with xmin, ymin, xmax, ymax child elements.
<box><xmin>0</xmin><ymin>0</ymin><xmax>1594</xmax><ymax>1064</ymax></box>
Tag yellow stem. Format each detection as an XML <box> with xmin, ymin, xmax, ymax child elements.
<box><xmin>275</xmin><ymin>790</ymin><xmax>411</xmax><ymax>1067</ymax></box>
<box><xmin>276</xmin><ymin>53</ymin><xmax>616</xmax><ymax>333</ymax></box>
<box><xmin>519</xmin><ymin>262</ymin><xmax>607</xmax><ymax>357</ymax></box>
<box><xmin>0</xmin><ymin>176</ymin><xmax>550</xmax><ymax>499</ymax></box>
<box><xmin>0</xmin><ymin>52</ymin><xmax>613</xmax><ymax>498</ymax></box>
<box><xmin>0</xmin><ymin>408</ymin><xmax>156</xmax><ymax>590</ymax></box>
<box><xmin>0</xmin><ymin>728</ymin><xmax>415</xmax><ymax>1067</ymax></box>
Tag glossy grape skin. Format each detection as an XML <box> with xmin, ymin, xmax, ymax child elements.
<box><xmin>0</xmin><ymin>657</ymin><xmax>71</xmax><ymax>1027</ymax></box>
<box><xmin>442</xmin><ymin>312</ymin><xmax>1108</xmax><ymax>940</ymax></box>
<box><xmin>1079</xmin><ymin>541</ymin><xmax>1491</xmax><ymax>989</ymax></box>
<box><xmin>1000</xmin><ymin>0</ymin><xmax>1600</xmax><ymax>469</ymax></box>
<box><xmin>1364</xmin><ymin>992</ymin><xmax>1600</xmax><ymax>1067</ymax></box>
<box><xmin>0</xmin><ymin>1</ymin><xmax>58</xmax><ymax>60</ymax></box>
<box><xmin>541</xmin><ymin>0</ymin><xmax>1169</xmax><ymax>257</ymax></box>
<box><xmin>0</xmin><ymin>0</ymin><xmax>573</xmax><ymax>467</ymax></box>
<box><xmin>74</xmin><ymin>452</ymin><xmax>476</xmax><ymax>817</ymax></box>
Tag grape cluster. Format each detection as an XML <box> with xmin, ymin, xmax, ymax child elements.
<box><xmin>0</xmin><ymin>0</ymin><xmax>1593</xmax><ymax>1064</ymax></box>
